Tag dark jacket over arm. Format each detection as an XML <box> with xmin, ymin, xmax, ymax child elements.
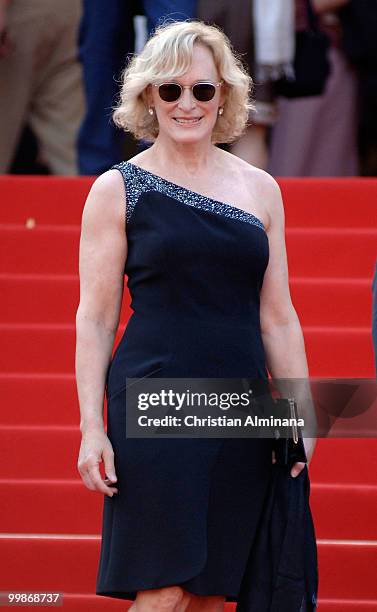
<box><xmin>236</xmin><ymin>463</ymin><xmax>319</xmax><ymax>611</ymax></box>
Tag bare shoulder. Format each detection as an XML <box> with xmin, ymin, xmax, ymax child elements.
<box><xmin>82</xmin><ymin>169</ymin><xmax>126</xmax><ymax>229</ymax></box>
<box><xmin>247</xmin><ymin>165</ymin><xmax>282</xmax><ymax>200</ymax></box>
<box><xmin>246</xmin><ymin>166</ymin><xmax>285</xmax><ymax>228</ymax></box>
<box><xmin>223</xmin><ymin>150</ymin><xmax>281</xmax><ymax>198</ymax></box>
<box><xmin>85</xmin><ymin>168</ymin><xmax>125</xmax><ymax>203</ymax></box>
<box><xmin>219</xmin><ymin>150</ymin><xmax>284</xmax><ymax>231</ymax></box>
<box><xmin>247</xmin><ymin>164</ymin><xmax>282</xmax><ymax>211</ymax></box>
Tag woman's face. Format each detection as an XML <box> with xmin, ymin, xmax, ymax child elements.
<box><xmin>148</xmin><ymin>43</ymin><xmax>225</xmax><ymax>145</ymax></box>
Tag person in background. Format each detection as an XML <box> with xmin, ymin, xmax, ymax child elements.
<box><xmin>0</xmin><ymin>0</ymin><xmax>84</xmax><ymax>175</ymax></box>
<box><xmin>77</xmin><ymin>0</ymin><xmax>138</xmax><ymax>176</ymax></box>
<box><xmin>268</xmin><ymin>0</ymin><xmax>359</xmax><ymax>176</ymax></box>
<box><xmin>338</xmin><ymin>0</ymin><xmax>377</xmax><ymax>176</ymax></box>
<box><xmin>77</xmin><ymin>0</ymin><xmax>196</xmax><ymax>176</ymax></box>
<box><xmin>197</xmin><ymin>0</ymin><xmax>283</xmax><ymax>169</ymax></box>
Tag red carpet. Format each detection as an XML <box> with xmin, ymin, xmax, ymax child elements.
<box><xmin>0</xmin><ymin>175</ymin><xmax>376</xmax><ymax>610</ymax></box>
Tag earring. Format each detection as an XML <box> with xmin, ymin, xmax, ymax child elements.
<box><xmin>218</xmin><ymin>107</ymin><xmax>224</xmax><ymax>116</ymax></box>
<box><xmin>148</xmin><ymin>107</ymin><xmax>154</xmax><ymax>116</ymax></box>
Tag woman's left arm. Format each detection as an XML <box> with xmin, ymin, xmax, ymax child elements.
<box><xmin>259</xmin><ymin>175</ymin><xmax>317</xmax><ymax>467</ymax></box>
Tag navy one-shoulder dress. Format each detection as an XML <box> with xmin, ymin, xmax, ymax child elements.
<box><xmin>95</xmin><ymin>160</ymin><xmax>280</xmax><ymax>604</ymax></box>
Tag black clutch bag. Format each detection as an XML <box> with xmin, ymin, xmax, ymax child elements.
<box><xmin>272</xmin><ymin>398</ymin><xmax>308</xmax><ymax>467</ymax></box>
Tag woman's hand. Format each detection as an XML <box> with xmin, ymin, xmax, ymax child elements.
<box><xmin>290</xmin><ymin>461</ymin><xmax>307</xmax><ymax>478</ymax></box>
<box><xmin>77</xmin><ymin>429</ymin><xmax>118</xmax><ymax>497</ymax></box>
<box><xmin>272</xmin><ymin>437</ymin><xmax>316</xmax><ymax>477</ymax></box>
<box><xmin>272</xmin><ymin>452</ymin><xmax>307</xmax><ymax>478</ymax></box>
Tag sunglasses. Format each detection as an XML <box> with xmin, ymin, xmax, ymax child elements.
<box><xmin>153</xmin><ymin>80</ymin><xmax>223</xmax><ymax>103</ymax></box>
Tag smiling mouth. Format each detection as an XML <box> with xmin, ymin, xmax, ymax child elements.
<box><xmin>173</xmin><ymin>117</ymin><xmax>203</xmax><ymax>125</ymax></box>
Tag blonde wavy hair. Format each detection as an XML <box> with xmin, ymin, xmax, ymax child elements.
<box><xmin>112</xmin><ymin>20</ymin><xmax>255</xmax><ymax>144</ymax></box>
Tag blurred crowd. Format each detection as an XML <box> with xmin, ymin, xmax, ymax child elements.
<box><xmin>0</xmin><ymin>0</ymin><xmax>376</xmax><ymax>177</ymax></box>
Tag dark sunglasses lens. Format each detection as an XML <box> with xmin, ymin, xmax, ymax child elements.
<box><xmin>193</xmin><ymin>83</ymin><xmax>216</xmax><ymax>101</ymax></box>
<box><xmin>158</xmin><ymin>83</ymin><xmax>181</xmax><ymax>102</ymax></box>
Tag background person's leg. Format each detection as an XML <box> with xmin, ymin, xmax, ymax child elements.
<box><xmin>0</xmin><ymin>1</ymin><xmax>41</xmax><ymax>173</ymax></box>
<box><xmin>77</xmin><ymin>0</ymin><xmax>136</xmax><ymax>175</ymax></box>
<box><xmin>29</xmin><ymin>0</ymin><xmax>85</xmax><ymax>175</ymax></box>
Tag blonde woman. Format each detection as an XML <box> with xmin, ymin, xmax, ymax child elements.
<box><xmin>76</xmin><ymin>20</ymin><xmax>317</xmax><ymax>612</ymax></box>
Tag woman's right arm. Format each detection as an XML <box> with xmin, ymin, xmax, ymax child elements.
<box><xmin>75</xmin><ymin>169</ymin><xmax>127</xmax><ymax>497</ymax></box>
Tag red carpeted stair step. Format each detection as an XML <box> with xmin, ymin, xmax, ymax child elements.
<box><xmin>0</xmin><ymin>274</ymin><xmax>81</xmax><ymax>324</ymax></box>
<box><xmin>289</xmin><ymin>277</ymin><xmax>373</xmax><ymax>327</ymax></box>
<box><xmin>0</xmin><ymin>274</ymin><xmax>132</xmax><ymax>324</ymax></box>
<box><xmin>0</xmin><ymin>176</ymin><xmax>93</xmax><ymax>225</ymax></box>
<box><xmin>302</xmin><ymin>327</ymin><xmax>375</xmax><ymax>376</ymax></box>
<box><xmin>1</xmin><ymin>536</ymin><xmax>377</xmax><ymax>600</ymax></box>
<box><xmin>316</xmin><ymin>601</ymin><xmax>377</xmax><ymax>611</ymax></box>
<box><xmin>309</xmin><ymin>438</ymin><xmax>377</xmax><ymax>485</ymax></box>
<box><xmin>1</xmin><ymin>479</ymin><xmax>376</xmax><ymax>541</ymax></box>
<box><xmin>0</xmin><ymin>427</ymin><xmax>81</xmax><ymax>480</ymax></box>
<box><xmin>0</xmin><ymin>226</ymin><xmax>80</xmax><ymax>275</ymax></box>
<box><xmin>0</xmin><ymin>374</ymin><xmax>78</xmax><ymax>427</ymax></box>
<box><xmin>279</xmin><ymin>178</ymin><xmax>377</xmax><ymax>228</ymax></box>
<box><xmin>286</xmin><ymin>228</ymin><xmax>377</xmax><ymax>279</ymax></box>
<box><xmin>0</xmin><ymin>326</ymin><xmax>121</xmax><ymax>374</ymax></box>
<box><xmin>0</xmin><ymin>374</ymin><xmax>85</xmax><ymax>427</ymax></box>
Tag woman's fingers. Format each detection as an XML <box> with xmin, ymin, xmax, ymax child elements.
<box><xmin>80</xmin><ymin>469</ymin><xmax>96</xmax><ymax>491</ymax></box>
<box><xmin>102</xmin><ymin>445</ymin><xmax>118</xmax><ymax>486</ymax></box>
<box><xmin>290</xmin><ymin>461</ymin><xmax>306</xmax><ymax>478</ymax></box>
<box><xmin>272</xmin><ymin>453</ymin><xmax>308</xmax><ymax>477</ymax></box>
<box><xmin>87</xmin><ymin>461</ymin><xmax>118</xmax><ymax>496</ymax></box>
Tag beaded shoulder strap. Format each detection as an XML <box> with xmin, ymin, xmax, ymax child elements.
<box><xmin>111</xmin><ymin>161</ymin><xmax>141</xmax><ymax>225</ymax></box>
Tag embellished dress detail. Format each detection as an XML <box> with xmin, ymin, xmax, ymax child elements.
<box><xmin>121</xmin><ymin>160</ymin><xmax>265</xmax><ymax>230</ymax></box>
